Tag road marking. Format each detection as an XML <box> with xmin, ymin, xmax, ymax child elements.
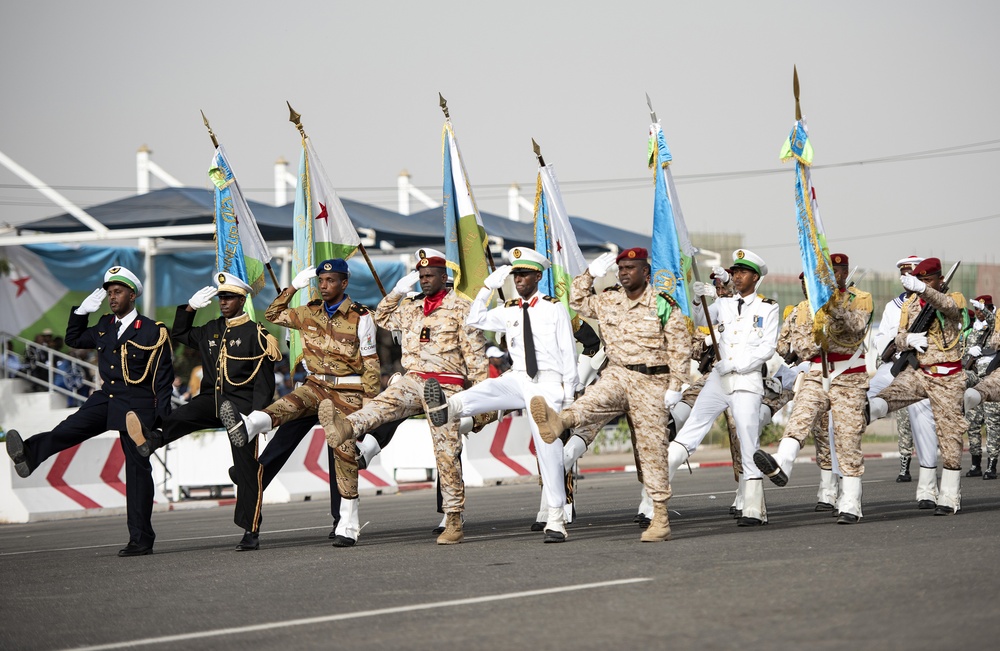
<box><xmin>62</xmin><ymin>578</ymin><xmax>653</xmax><ymax>651</ymax></box>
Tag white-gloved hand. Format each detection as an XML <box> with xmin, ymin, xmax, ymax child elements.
<box><xmin>711</xmin><ymin>266</ymin><xmax>730</xmax><ymax>284</ymax></box>
<box><xmin>587</xmin><ymin>251</ymin><xmax>617</xmax><ymax>278</ymax></box>
<box><xmin>393</xmin><ymin>270</ymin><xmax>420</xmax><ymax>294</ymax></box>
<box><xmin>763</xmin><ymin>376</ymin><xmax>783</xmax><ymax>395</ymax></box>
<box><xmin>75</xmin><ymin>288</ymin><xmax>107</xmax><ymax>315</ymax></box>
<box><xmin>973</xmin><ymin>319</ymin><xmax>986</xmax><ymax>331</ymax></box>
<box><xmin>900</xmin><ymin>273</ymin><xmax>926</xmax><ymax>294</ymax></box>
<box><xmin>291</xmin><ymin>266</ymin><xmax>317</xmax><ymax>290</ymax></box>
<box><xmin>692</xmin><ymin>281</ymin><xmax>717</xmax><ymax>299</ymax></box>
<box><xmin>967</xmin><ymin>345</ymin><xmax>982</xmax><ymax>358</ymax></box>
<box><xmin>187</xmin><ymin>286</ymin><xmax>217</xmax><ymax>310</ymax></box>
<box><xmin>484</xmin><ymin>265</ymin><xmax>512</xmax><ymax>290</ymax></box>
<box><xmin>970</xmin><ymin>299</ymin><xmax>985</xmax><ymax>311</ymax></box>
<box><xmin>663</xmin><ymin>389</ymin><xmax>683</xmax><ymax>409</ymax></box>
<box><xmin>714</xmin><ymin>358</ymin><xmax>734</xmax><ymax>375</ymax></box>
<box><xmin>562</xmin><ymin>384</ymin><xmax>578</xmax><ymax>408</ymax></box>
<box><xmin>906</xmin><ymin>332</ymin><xmax>928</xmax><ymax>353</ymax></box>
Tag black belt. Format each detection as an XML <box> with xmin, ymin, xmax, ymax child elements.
<box><xmin>624</xmin><ymin>364</ymin><xmax>669</xmax><ymax>375</ymax></box>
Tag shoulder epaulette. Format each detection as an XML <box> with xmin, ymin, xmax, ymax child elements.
<box><xmin>543</xmin><ymin>295</ymin><xmax>560</xmax><ymax>304</ymax></box>
<box><xmin>307</xmin><ymin>299</ymin><xmax>322</xmax><ymax>307</ymax></box>
<box><xmin>758</xmin><ymin>295</ymin><xmax>777</xmax><ymax>305</ymax></box>
<box><xmin>404</xmin><ymin>293</ymin><xmax>426</xmax><ymax>303</ymax></box>
<box><xmin>504</xmin><ymin>298</ymin><xmax>520</xmax><ymax>307</ymax></box>
<box><xmin>350</xmin><ymin>302</ymin><xmax>371</xmax><ymax>316</ymax></box>
<box><xmin>602</xmin><ymin>284</ymin><xmax>622</xmax><ymax>293</ymax></box>
<box><xmin>658</xmin><ymin>291</ymin><xmax>678</xmax><ymax>306</ymax></box>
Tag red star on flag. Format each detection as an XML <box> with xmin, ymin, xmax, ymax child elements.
<box><xmin>316</xmin><ymin>202</ymin><xmax>328</xmax><ymax>221</ymax></box>
<box><xmin>555</xmin><ymin>240</ymin><xmax>563</xmax><ymax>252</ymax></box>
<box><xmin>12</xmin><ymin>276</ymin><xmax>30</xmax><ymax>297</ymax></box>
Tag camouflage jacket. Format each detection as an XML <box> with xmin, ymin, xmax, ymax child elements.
<box><xmin>895</xmin><ymin>286</ymin><xmax>967</xmax><ymax>366</ymax></box>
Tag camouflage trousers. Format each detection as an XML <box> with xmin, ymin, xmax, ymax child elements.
<box><xmin>561</xmin><ymin>365</ymin><xmax>671</xmax><ymax>503</ymax></box>
<box><xmin>878</xmin><ymin>367</ymin><xmax>967</xmax><ymax>470</ymax></box>
<box><xmin>968</xmin><ymin>371</ymin><xmax>1000</xmax><ymax>459</ymax></box>
<box><xmin>263</xmin><ymin>378</ymin><xmax>364</xmax><ymax>499</ymax></box>
<box><xmin>784</xmin><ymin>371</ymin><xmax>869</xmax><ymax>476</ymax></box>
<box><xmin>897</xmin><ymin>407</ymin><xmax>913</xmax><ymax>458</ymax></box>
<box><xmin>346</xmin><ymin>373</ymin><xmax>466</xmax><ymax>513</ymax></box>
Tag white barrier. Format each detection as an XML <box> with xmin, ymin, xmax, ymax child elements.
<box><xmin>461</xmin><ymin>413</ymin><xmax>539</xmax><ymax>486</ymax></box>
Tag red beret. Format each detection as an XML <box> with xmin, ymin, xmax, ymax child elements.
<box><xmin>830</xmin><ymin>253</ymin><xmax>849</xmax><ymax>267</ymax></box>
<box><xmin>976</xmin><ymin>294</ymin><xmax>993</xmax><ymax>305</ymax></box>
<box><xmin>416</xmin><ymin>256</ymin><xmax>446</xmax><ymax>270</ymax></box>
<box><xmin>912</xmin><ymin>257</ymin><xmax>942</xmax><ymax>276</ymax></box>
<box><xmin>798</xmin><ymin>272</ymin><xmax>805</xmax><ymax>279</ymax></box>
<box><xmin>616</xmin><ymin>247</ymin><xmax>648</xmax><ymax>263</ymax></box>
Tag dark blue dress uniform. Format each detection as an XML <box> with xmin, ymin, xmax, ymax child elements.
<box><xmin>163</xmin><ymin>306</ymin><xmax>276</xmax><ymax>534</ymax></box>
<box><xmin>18</xmin><ymin>309</ymin><xmax>173</xmax><ymax>550</ymax></box>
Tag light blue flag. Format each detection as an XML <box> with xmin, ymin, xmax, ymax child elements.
<box><xmin>533</xmin><ymin>164</ymin><xmax>587</xmax><ymax>314</ymax></box>
<box><xmin>649</xmin><ymin>124</ymin><xmax>694</xmax><ymax>318</ymax></box>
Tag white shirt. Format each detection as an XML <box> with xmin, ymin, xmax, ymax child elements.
<box><xmin>467</xmin><ymin>288</ymin><xmax>579</xmax><ymax>389</ymax></box>
<box><xmin>711</xmin><ymin>292</ymin><xmax>780</xmax><ymax>394</ymax></box>
<box><xmin>873</xmin><ymin>292</ymin><xmax>906</xmax><ymax>357</ymax></box>
<box><xmin>114</xmin><ymin>308</ymin><xmax>139</xmax><ymax>339</ymax></box>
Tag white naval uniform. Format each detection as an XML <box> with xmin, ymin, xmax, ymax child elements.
<box><xmin>676</xmin><ymin>291</ymin><xmax>780</xmax><ymax>478</ymax></box>
<box><xmin>453</xmin><ymin>288</ymin><xmax>579</xmax><ymax>513</ymax></box>
<box><xmin>869</xmin><ymin>293</ymin><xmax>939</xmax><ymax>470</ymax></box>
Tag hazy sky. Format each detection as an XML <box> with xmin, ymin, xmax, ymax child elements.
<box><xmin>2</xmin><ymin>1</ymin><xmax>998</xmax><ymax>273</ymax></box>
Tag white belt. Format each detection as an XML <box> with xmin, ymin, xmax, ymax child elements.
<box><xmin>810</xmin><ymin>359</ymin><xmax>865</xmax><ymax>375</ymax></box>
<box><xmin>519</xmin><ymin>369</ymin><xmax>564</xmax><ymax>383</ymax></box>
<box><xmin>312</xmin><ymin>374</ymin><xmax>362</xmax><ymax>386</ymax></box>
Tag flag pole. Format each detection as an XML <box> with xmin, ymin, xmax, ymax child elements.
<box><xmin>201</xmin><ymin>110</ymin><xmax>281</xmax><ymax>292</ymax></box>
<box><xmin>287</xmin><ymin>103</ymin><xmax>387</xmax><ymax>297</ymax></box>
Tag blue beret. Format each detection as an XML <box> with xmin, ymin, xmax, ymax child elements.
<box><xmin>316</xmin><ymin>258</ymin><xmax>350</xmax><ymax>277</ymax></box>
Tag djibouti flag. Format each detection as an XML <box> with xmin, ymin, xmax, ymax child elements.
<box><xmin>442</xmin><ymin>122</ymin><xmax>490</xmax><ymax>301</ymax></box>
<box><xmin>648</xmin><ymin>123</ymin><xmax>695</xmax><ymax>318</ymax></box>
<box><xmin>533</xmin><ymin>164</ymin><xmax>586</xmax><ymax>315</ymax></box>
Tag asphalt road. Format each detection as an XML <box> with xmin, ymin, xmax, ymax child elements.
<box><xmin>2</xmin><ymin>457</ymin><xmax>999</xmax><ymax>651</ymax></box>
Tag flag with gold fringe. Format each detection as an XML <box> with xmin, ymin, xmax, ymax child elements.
<box><xmin>648</xmin><ymin>122</ymin><xmax>695</xmax><ymax>318</ymax></box>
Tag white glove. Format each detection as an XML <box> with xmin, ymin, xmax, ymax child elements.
<box><xmin>763</xmin><ymin>376</ymin><xmax>782</xmax><ymax>395</ymax></box>
<box><xmin>711</xmin><ymin>266</ymin><xmax>730</xmax><ymax>284</ymax></box>
<box><xmin>75</xmin><ymin>288</ymin><xmax>107</xmax><ymax>315</ymax></box>
<box><xmin>663</xmin><ymin>389</ymin><xmax>683</xmax><ymax>409</ymax></box>
<box><xmin>393</xmin><ymin>270</ymin><xmax>420</xmax><ymax>294</ymax></box>
<box><xmin>291</xmin><ymin>266</ymin><xmax>317</xmax><ymax>290</ymax></box>
<box><xmin>971</xmin><ymin>299</ymin><xmax>985</xmax><ymax>311</ymax></box>
<box><xmin>900</xmin><ymin>274</ymin><xmax>926</xmax><ymax>294</ymax></box>
<box><xmin>484</xmin><ymin>265</ymin><xmax>512</xmax><ymax>290</ymax></box>
<box><xmin>906</xmin><ymin>332</ymin><xmax>928</xmax><ymax>353</ymax></box>
<box><xmin>563</xmin><ymin>384</ymin><xmax>577</xmax><ymax>408</ymax></box>
<box><xmin>588</xmin><ymin>252</ymin><xmax>617</xmax><ymax>278</ymax></box>
<box><xmin>187</xmin><ymin>286</ymin><xmax>217</xmax><ymax>310</ymax></box>
<box><xmin>692</xmin><ymin>281</ymin><xmax>717</xmax><ymax>299</ymax></box>
<box><xmin>967</xmin><ymin>345</ymin><xmax>982</xmax><ymax>358</ymax></box>
<box><xmin>973</xmin><ymin>320</ymin><xmax>986</xmax><ymax>331</ymax></box>
<box><xmin>714</xmin><ymin>358</ymin><xmax>734</xmax><ymax>375</ymax></box>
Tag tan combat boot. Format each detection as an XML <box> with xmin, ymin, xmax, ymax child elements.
<box><xmin>529</xmin><ymin>396</ymin><xmax>566</xmax><ymax>444</ymax></box>
<box><xmin>640</xmin><ymin>501</ymin><xmax>671</xmax><ymax>542</ymax></box>
<box><xmin>436</xmin><ymin>512</ymin><xmax>464</xmax><ymax>545</ymax></box>
<box><xmin>319</xmin><ymin>399</ymin><xmax>354</xmax><ymax>449</ymax></box>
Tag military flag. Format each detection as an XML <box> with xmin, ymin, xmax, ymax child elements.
<box><xmin>648</xmin><ymin>122</ymin><xmax>695</xmax><ymax>318</ymax></box>
<box><xmin>533</xmin><ymin>163</ymin><xmax>587</xmax><ymax>314</ymax></box>
<box><xmin>442</xmin><ymin>121</ymin><xmax>490</xmax><ymax>301</ymax></box>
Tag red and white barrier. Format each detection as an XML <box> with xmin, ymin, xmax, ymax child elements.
<box><xmin>461</xmin><ymin>413</ymin><xmax>538</xmax><ymax>487</ymax></box>
<box><xmin>262</xmin><ymin>425</ymin><xmax>398</xmax><ymax>504</ymax></box>
<box><xmin>1</xmin><ymin>432</ymin><xmax>170</xmax><ymax>523</ymax></box>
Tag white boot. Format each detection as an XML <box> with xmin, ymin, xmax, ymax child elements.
<box><xmin>245</xmin><ymin>410</ymin><xmax>273</xmax><ymax>441</ymax></box>
<box><xmin>356</xmin><ymin>435</ymin><xmax>382</xmax><ymax>470</ymax></box>
<box><xmin>738</xmin><ymin>478</ymin><xmax>767</xmax><ymax>525</ymax></box>
<box><xmin>638</xmin><ymin>486</ymin><xmax>654</xmax><ymax>519</ymax></box>
<box><xmin>533</xmin><ymin>490</ymin><xmax>547</xmax><ymax>529</ymax></box>
<box><xmin>964</xmin><ymin>388</ymin><xmax>982</xmax><ymax>414</ymax></box>
<box><xmin>670</xmin><ymin>402</ymin><xmax>692</xmax><ymax>431</ymax></box>
<box><xmin>458</xmin><ymin>417</ymin><xmax>474</xmax><ymax>435</ymax></box>
<box><xmin>817</xmin><ymin>469</ymin><xmax>839</xmax><ymax>510</ymax></box>
<box><xmin>563</xmin><ymin>435</ymin><xmax>588</xmax><ymax>468</ymax></box>
<box><xmin>731</xmin><ymin>474</ymin><xmax>747</xmax><ymax>517</ymax></box>
<box><xmin>935</xmin><ymin>468</ymin><xmax>962</xmax><ymax>515</ymax></box>
<box><xmin>775</xmin><ymin>437</ymin><xmax>800</xmax><ymax>480</ymax></box>
<box><xmin>667</xmin><ymin>440</ymin><xmax>690</xmax><ymax>483</ymax></box>
<box><xmin>836</xmin><ymin>476</ymin><xmax>863</xmax><ymax>523</ymax></box>
<box><xmin>916</xmin><ymin>466</ymin><xmax>939</xmax><ymax>508</ymax></box>
<box><xmin>332</xmin><ymin>497</ymin><xmax>360</xmax><ymax>546</ymax></box>
<box><xmin>868</xmin><ymin>397</ymin><xmax>889</xmax><ymax>422</ymax></box>
<box><xmin>543</xmin><ymin>505</ymin><xmax>567</xmax><ymax>542</ymax></box>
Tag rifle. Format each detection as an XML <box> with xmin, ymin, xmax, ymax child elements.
<box><xmin>890</xmin><ymin>261</ymin><xmax>961</xmax><ymax>377</ymax></box>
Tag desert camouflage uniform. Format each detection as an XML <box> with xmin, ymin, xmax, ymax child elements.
<box><xmin>265</xmin><ymin>291</ymin><xmax>380</xmax><ymax>498</ymax></box>
<box><xmin>775</xmin><ymin>306</ymin><xmax>831</xmax><ymax>468</ymax></box>
<box><xmin>778</xmin><ymin>289</ymin><xmax>873</xmax><ymax>477</ymax></box>
<box><xmin>965</xmin><ymin>310</ymin><xmax>1000</xmax><ymax>462</ymax></box>
<box><xmin>555</xmin><ymin>273</ymin><xmax>692</xmax><ymax>504</ymax></box>
<box><xmin>878</xmin><ymin>287</ymin><xmax>968</xmax><ymax>469</ymax></box>
<box><xmin>345</xmin><ymin>289</ymin><xmax>488</xmax><ymax>513</ymax></box>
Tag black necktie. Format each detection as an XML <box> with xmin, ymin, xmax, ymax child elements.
<box><xmin>737</xmin><ymin>298</ymin><xmax>744</xmax><ymax>315</ymax></box>
<box><xmin>522</xmin><ymin>302</ymin><xmax>538</xmax><ymax>379</ymax></box>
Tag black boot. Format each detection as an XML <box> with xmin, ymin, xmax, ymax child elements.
<box><xmin>984</xmin><ymin>457</ymin><xmax>998</xmax><ymax>480</ymax></box>
<box><xmin>966</xmin><ymin>454</ymin><xmax>982</xmax><ymax>477</ymax></box>
<box><xmin>896</xmin><ymin>456</ymin><xmax>912</xmax><ymax>483</ymax></box>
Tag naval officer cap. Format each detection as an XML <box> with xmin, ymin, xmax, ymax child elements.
<box><xmin>730</xmin><ymin>249</ymin><xmax>767</xmax><ymax>277</ymax></box>
<box><xmin>103</xmin><ymin>265</ymin><xmax>143</xmax><ymax>297</ymax></box>
<box><xmin>215</xmin><ymin>272</ymin><xmax>251</xmax><ymax>297</ymax></box>
<box><xmin>509</xmin><ymin>247</ymin><xmax>550</xmax><ymax>272</ymax></box>
<box><xmin>316</xmin><ymin>258</ymin><xmax>351</xmax><ymax>278</ymax></box>
<box><xmin>416</xmin><ymin>248</ymin><xmax>447</xmax><ymax>270</ymax></box>
<box><xmin>896</xmin><ymin>255</ymin><xmax>924</xmax><ymax>269</ymax></box>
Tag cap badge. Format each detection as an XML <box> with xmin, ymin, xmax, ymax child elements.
<box><xmin>218</xmin><ymin>273</ymin><xmax>227</xmax><ymax>283</ymax></box>
<box><xmin>512</xmin><ymin>249</ymin><xmax>522</xmax><ymax>259</ymax></box>
<box><xmin>736</xmin><ymin>250</ymin><xmax>745</xmax><ymax>259</ymax></box>
<box><xmin>109</xmin><ymin>266</ymin><xmax>121</xmax><ymax>274</ymax></box>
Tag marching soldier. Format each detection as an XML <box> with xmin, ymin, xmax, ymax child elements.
<box><xmin>667</xmin><ymin>249</ymin><xmax>780</xmax><ymax>526</ymax></box>
<box><xmin>220</xmin><ymin>258</ymin><xmax>380</xmax><ymax>546</ymax></box>
<box><xmin>318</xmin><ymin>249</ymin><xmax>489</xmax><ymax>545</ymax></box>
<box><xmin>5</xmin><ymin>266</ymin><xmax>173</xmax><ymax>556</ymax></box>
<box><xmin>529</xmin><ymin>247</ymin><xmax>692</xmax><ymax>542</ymax></box>
<box><xmin>754</xmin><ymin>254</ymin><xmax>873</xmax><ymax>523</ymax></box>
<box><xmin>962</xmin><ymin>295</ymin><xmax>998</xmax><ymax>478</ymax></box>
<box><xmin>125</xmin><ymin>273</ymin><xmax>280</xmax><ymax>550</ymax></box>
<box><xmin>869</xmin><ymin>258</ymin><xmax>968</xmax><ymax>515</ymax></box>
<box><xmin>962</xmin><ymin>298</ymin><xmax>1000</xmax><ymax>480</ymax></box>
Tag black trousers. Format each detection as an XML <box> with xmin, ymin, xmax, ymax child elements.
<box><xmin>259</xmin><ymin>416</ymin><xmax>405</xmax><ymax>524</ymax></box>
<box><xmin>24</xmin><ymin>403</ymin><xmax>155</xmax><ymax>548</ymax></box>
<box><xmin>159</xmin><ymin>394</ymin><xmax>263</xmax><ymax>533</ymax></box>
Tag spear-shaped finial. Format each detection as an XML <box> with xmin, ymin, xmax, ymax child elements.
<box><xmin>201</xmin><ymin>110</ymin><xmax>220</xmax><ymax>148</ymax></box>
<box><xmin>793</xmin><ymin>65</ymin><xmax>802</xmax><ymax>121</ymax></box>
<box><xmin>645</xmin><ymin>92</ymin><xmax>658</xmax><ymax>124</ymax></box>
<box><xmin>287</xmin><ymin>101</ymin><xmax>307</xmax><ymax>140</ymax></box>
<box><xmin>439</xmin><ymin>93</ymin><xmax>450</xmax><ymax>120</ymax></box>
<box><xmin>531</xmin><ymin>138</ymin><xmax>545</xmax><ymax>167</ymax></box>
